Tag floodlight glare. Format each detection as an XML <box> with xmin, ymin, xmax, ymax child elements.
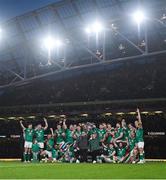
<box><xmin>43</xmin><ymin>36</ymin><xmax>63</xmax><ymax>50</ymax></box>
<box><xmin>85</xmin><ymin>21</ymin><xmax>103</xmax><ymax>34</ymax></box>
<box><xmin>55</xmin><ymin>39</ymin><xmax>63</xmax><ymax>47</ymax></box>
<box><xmin>133</xmin><ymin>10</ymin><xmax>145</xmax><ymax>24</ymax></box>
<box><xmin>92</xmin><ymin>21</ymin><xmax>103</xmax><ymax>33</ymax></box>
<box><xmin>85</xmin><ymin>27</ymin><xmax>92</xmax><ymax>34</ymax></box>
<box><xmin>43</xmin><ymin>36</ymin><xmax>56</xmax><ymax>50</ymax></box>
<box><xmin>0</xmin><ymin>28</ymin><xmax>2</xmax><ymax>39</ymax></box>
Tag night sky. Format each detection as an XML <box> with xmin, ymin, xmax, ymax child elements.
<box><xmin>0</xmin><ymin>0</ymin><xmax>61</xmax><ymax>23</ymax></box>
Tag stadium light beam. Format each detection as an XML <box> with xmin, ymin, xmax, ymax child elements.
<box><xmin>92</xmin><ymin>21</ymin><xmax>103</xmax><ymax>33</ymax></box>
<box><xmin>133</xmin><ymin>10</ymin><xmax>145</xmax><ymax>24</ymax></box>
<box><xmin>0</xmin><ymin>27</ymin><xmax>2</xmax><ymax>40</ymax></box>
<box><xmin>85</xmin><ymin>21</ymin><xmax>104</xmax><ymax>34</ymax></box>
<box><xmin>85</xmin><ymin>27</ymin><xmax>92</xmax><ymax>34</ymax></box>
<box><xmin>43</xmin><ymin>36</ymin><xmax>63</xmax><ymax>50</ymax></box>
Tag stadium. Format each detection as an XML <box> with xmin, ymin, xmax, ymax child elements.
<box><xmin>0</xmin><ymin>0</ymin><xmax>166</xmax><ymax>179</ymax></box>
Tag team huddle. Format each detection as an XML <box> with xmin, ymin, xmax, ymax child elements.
<box><xmin>20</xmin><ymin>108</ymin><xmax>145</xmax><ymax>164</ymax></box>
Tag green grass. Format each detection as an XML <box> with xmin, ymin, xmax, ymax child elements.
<box><xmin>0</xmin><ymin>162</ymin><xmax>165</xmax><ymax>179</ymax></box>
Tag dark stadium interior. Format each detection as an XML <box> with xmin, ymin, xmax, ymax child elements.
<box><xmin>0</xmin><ymin>0</ymin><xmax>166</xmax><ymax>162</ymax></box>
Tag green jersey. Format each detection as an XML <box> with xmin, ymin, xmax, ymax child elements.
<box><xmin>24</xmin><ymin>128</ymin><xmax>34</xmax><ymax>142</ymax></box>
<box><xmin>97</xmin><ymin>129</ymin><xmax>106</xmax><ymax>141</ymax></box>
<box><xmin>65</xmin><ymin>129</ymin><xmax>74</xmax><ymax>144</ymax></box>
<box><xmin>107</xmin><ymin>135</ymin><xmax>113</xmax><ymax>144</ymax></box>
<box><xmin>122</xmin><ymin>127</ymin><xmax>129</xmax><ymax>140</ymax></box>
<box><xmin>88</xmin><ymin>128</ymin><xmax>97</xmax><ymax>136</ymax></box>
<box><xmin>46</xmin><ymin>138</ymin><xmax>54</xmax><ymax>151</ymax></box>
<box><xmin>74</xmin><ymin>130</ymin><xmax>82</xmax><ymax>138</ymax></box>
<box><xmin>108</xmin><ymin>147</ymin><xmax>116</xmax><ymax>158</ymax></box>
<box><xmin>117</xmin><ymin>147</ymin><xmax>126</xmax><ymax>158</ymax></box>
<box><xmin>115</xmin><ymin>128</ymin><xmax>123</xmax><ymax>139</ymax></box>
<box><xmin>35</xmin><ymin>129</ymin><xmax>45</xmax><ymax>143</ymax></box>
<box><xmin>55</xmin><ymin>129</ymin><xmax>64</xmax><ymax>144</ymax></box>
<box><xmin>136</xmin><ymin>128</ymin><xmax>144</xmax><ymax>143</ymax></box>
<box><xmin>32</xmin><ymin>143</ymin><xmax>40</xmax><ymax>152</ymax></box>
<box><xmin>129</xmin><ymin>137</ymin><xmax>136</xmax><ymax>150</ymax></box>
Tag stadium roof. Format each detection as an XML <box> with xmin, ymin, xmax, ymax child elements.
<box><xmin>0</xmin><ymin>0</ymin><xmax>166</xmax><ymax>87</ymax></box>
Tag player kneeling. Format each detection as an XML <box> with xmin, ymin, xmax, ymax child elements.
<box><xmin>113</xmin><ymin>141</ymin><xmax>129</xmax><ymax>163</ymax></box>
<box><xmin>101</xmin><ymin>143</ymin><xmax>116</xmax><ymax>163</ymax></box>
<box><xmin>41</xmin><ymin>133</ymin><xmax>55</xmax><ymax>162</ymax></box>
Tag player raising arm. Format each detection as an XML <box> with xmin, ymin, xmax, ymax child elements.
<box><xmin>135</xmin><ymin>108</ymin><xmax>145</xmax><ymax>163</ymax></box>
<box><xmin>35</xmin><ymin>118</ymin><xmax>48</xmax><ymax>161</ymax></box>
<box><xmin>20</xmin><ymin>120</ymin><xmax>34</xmax><ymax>162</ymax></box>
<box><xmin>35</xmin><ymin>118</ymin><xmax>48</xmax><ymax>149</ymax></box>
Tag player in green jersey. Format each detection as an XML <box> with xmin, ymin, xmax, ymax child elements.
<box><xmin>20</xmin><ymin>120</ymin><xmax>34</xmax><ymax>162</ymax></box>
<box><xmin>35</xmin><ymin>118</ymin><xmax>48</xmax><ymax>149</ymax></box>
<box><xmin>135</xmin><ymin>108</ymin><xmax>145</xmax><ymax>163</ymax></box>
<box><xmin>41</xmin><ymin>131</ymin><xmax>54</xmax><ymax>162</ymax></box>
<box><xmin>105</xmin><ymin>124</ymin><xmax>114</xmax><ymax>144</ymax></box>
<box><xmin>63</xmin><ymin>120</ymin><xmax>74</xmax><ymax>144</ymax></box>
<box><xmin>73</xmin><ymin>125</ymin><xmax>82</xmax><ymax>140</ymax></box>
<box><xmin>97</xmin><ymin>124</ymin><xmax>106</xmax><ymax>142</ymax></box>
<box><xmin>114</xmin><ymin>123</ymin><xmax>123</xmax><ymax>142</ymax></box>
<box><xmin>101</xmin><ymin>143</ymin><xmax>116</xmax><ymax>163</ymax></box>
<box><xmin>32</xmin><ymin>139</ymin><xmax>40</xmax><ymax>162</ymax></box>
<box><xmin>125</xmin><ymin>132</ymin><xmax>138</xmax><ymax>163</ymax></box>
<box><xmin>35</xmin><ymin>118</ymin><xmax>48</xmax><ymax>161</ymax></box>
<box><xmin>113</xmin><ymin>141</ymin><xmax>128</xmax><ymax>163</ymax></box>
<box><xmin>121</xmin><ymin>119</ymin><xmax>129</xmax><ymax>141</ymax></box>
<box><xmin>54</xmin><ymin>124</ymin><xmax>65</xmax><ymax>144</ymax></box>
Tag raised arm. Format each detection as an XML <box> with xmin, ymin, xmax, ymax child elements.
<box><xmin>62</xmin><ymin>119</ymin><xmax>67</xmax><ymax>130</ymax></box>
<box><xmin>136</xmin><ymin>108</ymin><xmax>142</xmax><ymax>124</ymax></box>
<box><xmin>50</xmin><ymin>128</ymin><xmax>54</xmax><ymax>136</ymax></box>
<box><xmin>20</xmin><ymin>120</ymin><xmax>26</xmax><ymax>130</ymax></box>
<box><xmin>43</xmin><ymin>118</ymin><xmax>48</xmax><ymax>130</ymax></box>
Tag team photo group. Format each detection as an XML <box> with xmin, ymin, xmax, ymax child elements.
<box><xmin>20</xmin><ymin>108</ymin><xmax>145</xmax><ymax>164</ymax></box>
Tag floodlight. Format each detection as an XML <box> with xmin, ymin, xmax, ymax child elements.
<box><xmin>133</xmin><ymin>10</ymin><xmax>145</xmax><ymax>24</ymax></box>
<box><xmin>43</xmin><ymin>36</ymin><xmax>63</xmax><ymax>50</ymax></box>
<box><xmin>43</xmin><ymin>36</ymin><xmax>56</xmax><ymax>50</ymax></box>
<box><xmin>85</xmin><ymin>21</ymin><xmax>104</xmax><ymax>34</ymax></box>
<box><xmin>92</xmin><ymin>21</ymin><xmax>103</xmax><ymax>33</ymax></box>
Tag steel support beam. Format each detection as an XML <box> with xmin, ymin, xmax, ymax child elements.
<box><xmin>1</xmin><ymin>49</ymin><xmax>166</xmax><ymax>89</ymax></box>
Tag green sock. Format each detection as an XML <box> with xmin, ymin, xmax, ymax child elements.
<box><xmin>23</xmin><ymin>153</ymin><xmax>27</xmax><ymax>162</ymax></box>
<box><xmin>27</xmin><ymin>153</ymin><xmax>31</xmax><ymax>161</ymax></box>
<box><xmin>52</xmin><ymin>149</ymin><xmax>57</xmax><ymax>159</ymax></box>
<box><xmin>140</xmin><ymin>153</ymin><xmax>144</xmax><ymax>161</ymax></box>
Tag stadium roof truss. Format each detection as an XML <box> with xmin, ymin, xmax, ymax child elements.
<box><xmin>0</xmin><ymin>0</ymin><xmax>166</xmax><ymax>88</ymax></box>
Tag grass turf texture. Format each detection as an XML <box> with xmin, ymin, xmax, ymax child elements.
<box><xmin>0</xmin><ymin>162</ymin><xmax>165</xmax><ymax>179</ymax></box>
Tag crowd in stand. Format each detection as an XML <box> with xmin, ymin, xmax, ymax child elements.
<box><xmin>20</xmin><ymin>108</ymin><xmax>145</xmax><ymax>164</ymax></box>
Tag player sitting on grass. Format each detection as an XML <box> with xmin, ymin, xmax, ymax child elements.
<box><xmin>101</xmin><ymin>143</ymin><xmax>116</xmax><ymax>163</ymax></box>
<box><xmin>113</xmin><ymin>141</ymin><xmax>129</xmax><ymax>163</ymax></box>
<box><xmin>20</xmin><ymin>120</ymin><xmax>34</xmax><ymax>162</ymax></box>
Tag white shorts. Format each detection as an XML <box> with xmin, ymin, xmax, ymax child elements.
<box><xmin>38</xmin><ymin>142</ymin><xmax>44</xmax><ymax>149</ymax></box>
<box><xmin>44</xmin><ymin>150</ymin><xmax>52</xmax><ymax>158</ymax></box>
<box><xmin>24</xmin><ymin>141</ymin><xmax>32</xmax><ymax>148</ymax></box>
<box><xmin>138</xmin><ymin>142</ymin><xmax>144</xmax><ymax>149</ymax></box>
